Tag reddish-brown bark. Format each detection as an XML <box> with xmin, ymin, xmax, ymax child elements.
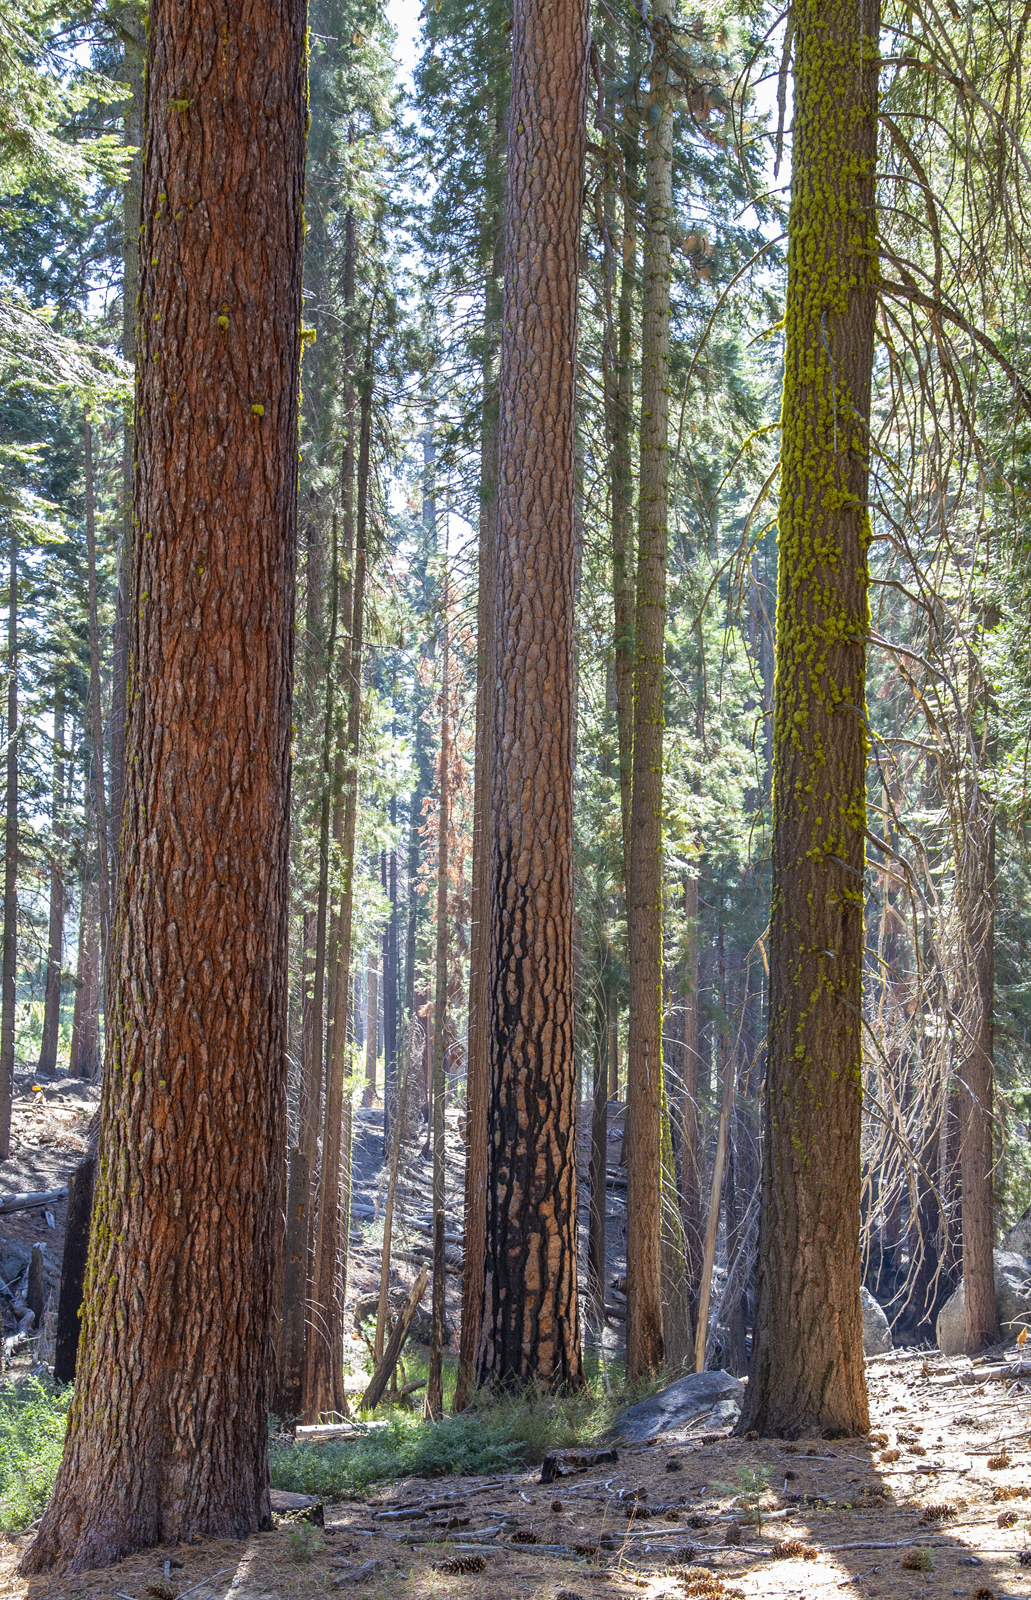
<box><xmin>477</xmin><ymin>0</ymin><xmax>588</xmax><ymax>1392</ymax></box>
<box><xmin>23</xmin><ymin>0</ymin><xmax>306</xmax><ymax>1567</ymax></box>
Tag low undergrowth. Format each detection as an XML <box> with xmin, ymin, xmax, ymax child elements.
<box><xmin>0</xmin><ymin>1376</ymin><xmax>71</xmax><ymax>1529</ymax></box>
<box><xmin>270</xmin><ymin>1365</ymin><xmax>618</xmax><ymax>1500</ymax></box>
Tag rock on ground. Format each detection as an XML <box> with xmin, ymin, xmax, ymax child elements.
<box><xmin>861</xmin><ymin>1285</ymin><xmax>892</xmax><ymax>1355</ymax></box>
<box><xmin>936</xmin><ymin>1248</ymin><xmax>1031</xmax><ymax>1356</ymax></box>
<box><xmin>608</xmin><ymin>1368</ymin><xmax>745</xmax><ymax>1442</ymax></box>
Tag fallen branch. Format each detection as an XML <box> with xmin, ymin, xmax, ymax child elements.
<box><xmin>952</xmin><ymin>1361</ymin><xmax>1031</xmax><ymax>1385</ymax></box>
<box><xmin>362</xmin><ymin>1266</ymin><xmax>429</xmax><ymax>1412</ymax></box>
<box><xmin>0</xmin><ymin>1187</ymin><xmax>67</xmax><ymax>1216</ymax></box>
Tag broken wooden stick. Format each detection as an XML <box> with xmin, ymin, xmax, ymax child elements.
<box><xmin>0</xmin><ymin>1186</ymin><xmax>67</xmax><ymax>1216</ymax></box>
<box><xmin>362</xmin><ymin>1265</ymin><xmax>428</xmax><ymax>1412</ymax></box>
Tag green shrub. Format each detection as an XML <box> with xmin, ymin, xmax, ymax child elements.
<box><xmin>0</xmin><ymin>1377</ymin><xmax>71</xmax><ymax>1529</ymax></box>
<box><xmin>270</xmin><ymin>1375</ymin><xmax>615</xmax><ymax>1502</ymax></box>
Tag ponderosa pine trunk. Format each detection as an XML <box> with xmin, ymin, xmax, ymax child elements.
<box><xmin>38</xmin><ymin>687</ymin><xmax>67</xmax><ymax>1077</ymax></box>
<box><xmin>0</xmin><ymin>530</ymin><xmax>17</xmax><ymax>1160</ymax></box>
<box><xmin>477</xmin><ymin>0</ymin><xmax>588</xmax><ymax>1391</ymax></box>
<box><xmin>738</xmin><ymin>0</ymin><xmax>878</xmax><ymax>1438</ymax></box>
<box><xmin>626</xmin><ymin>0</ymin><xmax>675</xmax><ymax>1381</ymax></box>
<box><xmin>611</xmin><ymin>108</ymin><xmax>637</xmax><ymax>870</ymax></box>
<box><xmin>23</xmin><ymin>0</ymin><xmax>306</xmax><ymax>1565</ymax></box>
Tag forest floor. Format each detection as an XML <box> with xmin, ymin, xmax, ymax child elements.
<box><xmin>4</xmin><ymin>1350</ymin><xmax>1031</xmax><ymax>1600</ymax></box>
<box><xmin>6</xmin><ymin>1081</ymin><xmax>1031</xmax><ymax>1600</ymax></box>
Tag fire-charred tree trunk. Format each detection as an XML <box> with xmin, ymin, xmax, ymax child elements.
<box><xmin>738</xmin><ymin>0</ymin><xmax>878</xmax><ymax>1438</ymax></box>
<box><xmin>477</xmin><ymin>0</ymin><xmax>588</xmax><ymax>1391</ymax></box>
<box><xmin>23</xmin><ymin>0</ymin><xmax>306</xmax><ymax>1564</ymax></box>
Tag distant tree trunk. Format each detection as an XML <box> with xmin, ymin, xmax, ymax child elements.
<box><xmin>427</xmin><ymin>583</ymin><xmax>450</xmax><ymax>1421</ymax></box>
<box><xmin>0</xmin><ymin>529</ymin><xmax>17</xmax><ymax>1159</ymax></box>
<box><xmin>477</xmin><ymin>0</ymin><xmax>588</xmax><ymax>1392</ymax></box>
<box><xmin>306</xmin><ymin>356</ymin><xmax>372</xmax><ymax>1423</ymax></box>
<box><xmin>610</xmin><ymin>105</ymin><xmax>638</xmax><ymax>871</ymax></box>
<box><xmin>363</xmin><ymin>954</ymin><xmax>378</xmax><ymax>1107</ymax></box>
<box><xmin>276</xmin><ymin>517</ymin><xmax>340</xmax><ymax>1420</ymax></box>
<box><xmin>22</xmin><ymin>0</ymin><xmax>306</xmax><ymax>1560</ymax></box>
<box><xmin>626</xmin><ymin>0</ymin><xmax>679</xmax><ymax>1381</ymax></box>
<box><xmin>111</xmin><ymin>13</ymin><xmax>144</xmax><ymax>892</ymax></box>
<box><xmin>84</xmin><ymin>409</ymin><xmax>112</xmax><ymax>1009</ymax></box>
<box><xmin>588</xmin><ymin>938</ymin><xmax>610</xmax><ymax>1307</ymax></box>
<box><xmin>382</xmin><ymin>819</ymin><xmax>399</xmax><ymax>1152</ymax></box>
<box><xmin>739</xmin><ymin>0</ymin><xmax>878</xmax><ymax>1439</ymax></box>
<box><xmin>678</xmin><ymin>873</ymin><xmax>701</xmax><ymax>1307</ymax></box>
<box><xmin>455</xmin><ymin>233</ymin><xmax>501</xmax><ymax>1413</ymax></box>
<box><xmin>958</xmin><ymin>801</ymin><xmax>998</xmax><ymax>1351</ymax></box>
<box><xmin>908</xmin><ymin>1112</ymin><xmax>942</xmax><ymax>1341</ymax></box>
<box><xmin>69</xmin><ymin>862</ymin><xmax>101</xmax><ymax>1082</ymax></box>
<box><xmin>38</xmin><ymin>688</ymin><xmax>67</xmax><ymax>1077</ymax></box>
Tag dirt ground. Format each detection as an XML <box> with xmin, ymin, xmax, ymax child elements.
<box><xmin>4</xmin><ymin>1349</ymin><xmax>1031</xmax><ymax>1600</ymax></box>
<box><xmin>7</xmin><ymin>1079</ymin><xmax>1031</xmax><ymax>1600</ymax></box>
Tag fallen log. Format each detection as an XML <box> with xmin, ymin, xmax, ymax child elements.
<box><xmin>952</xmin><ymin>1361</ymin><xmax>1031</xmax><ymax>1384</ymax></box>
<box><xmin>0</xmin><ymin>1186</ymin><xmax>67</xmax><ymax>1216</ymax></box>
<box><xmin>362</xmin><ymin>1266</ymin><xmax>429</xmax><ymax>1412</ymax></box>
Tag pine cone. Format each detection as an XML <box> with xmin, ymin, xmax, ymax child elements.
<box><xmin>433</xmin><ymin>1554</ymin><xmax>488</xmax><ymax>1574</ymax></box>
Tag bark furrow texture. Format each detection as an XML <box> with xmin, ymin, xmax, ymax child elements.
<box><xmin>477</xmin><ymin>0</ymin><xmax>589</xmax><ymax>1392</ymax></box>
<box><xmin>25</xmin><ymin>0</ymin><xmax>307</xmax><ymax>1567</ymax></box>
<box><xmin>739</xmin><ymin>0</ymin><xmax>877</xmax><ymax>1439</ymax></box>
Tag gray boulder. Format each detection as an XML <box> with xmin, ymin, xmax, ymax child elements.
<box><xmin>0</xmin><ymin>1242</ymin><xmax>29</xmax><ymax>1290</ymax></box>
<box><xmin>609</xmin><ymin>1369</ymin><xmax>745</xmax><ymax>1442</ymax></box>
<box><xmin>861</xmin><ymin>1286</ymin><xmax>892</xmax><ymax>1355</ymax></box>
<box><xmin>936</xmin><ymin>1249</ymin><xmax>1031</xmax><ymax>1356</ymax></box>
<box><xmin>1002</xmin><ymin>1209</ymin><xmax>1031</xmax><ymax>1259</ymax></box>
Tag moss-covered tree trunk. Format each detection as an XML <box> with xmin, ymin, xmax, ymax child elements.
<box><xmin>626</xmin><ymin>0</ymin><xmax>687</xmax><ymax>1381</ymax></box>
<box><xmin>23</xmin><ymin>0</ymin><xmax>306</xmax><ymax>1561</ymax></box>
<box><xmin>738</xmin><ymin>0</ymin><xmax>878</xmax><ymax>1438</ymax></box>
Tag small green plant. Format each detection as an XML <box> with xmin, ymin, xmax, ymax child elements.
<box><xmin>900</xmin><ymin>1546</ymin><xmax>934</xmax><ymax>1573</ymax></box>
<box><xmin>0</xmin><ymin>1377</ymin><xmax>71</xmax><ymax>1529</ymax></box>
<box><xmin>285</xmin><ymin>1521</ymin><xmax>324</xmax><ymax>1562</ymax></box>
<box><xmin>713</xmin><ymin>1465</ymin><xmax>773</xmax><ymax>1533</ymax></box>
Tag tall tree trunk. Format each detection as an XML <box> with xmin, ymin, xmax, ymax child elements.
<box><xmin>958</xmin><ymin>801</ymin><xmax>998</xmax><ymax>1350</ymax></box>
<box><xmin>69</xmin><ymin>855</ymin><xmax>101</xmax><ymax>1082</ymax></box>
<box><xmin>306</xmin><ymin>353</ymin><xmax>372</xmax><ymax>1423</ymax></box>
<box><xmin>84</xmin><ymin>409</ymin><xmax>112</xmax><ymax>1010</ymax></box>
<box><xmin>0</xmin><ymin>530</ymin><xmax>16</xmax><ymax>1159</ymax></box>
<box><xmin>427</xmin><ymin>581</ymin><xmax>450</xmax><ymax>1421</ymax></box>
<box><xmin>738</xmin><ymin>0</ymin><xmax>878</xmax><ymax>1438</ymax></box>
<box><xmin>382</xmin><ymin>816</ymin><xmax>399</xmax><ymax>1153</ymax></box>
<box><xmin>611</xmin><ymin>109</ymin><xmax>638</xmax><ymax>871</ymax></box>
<box><xmin>626</xmin><ymin>0</ymin><xmax>676</xmax><ymax>1381</ymax></box>
<box><xmin>276</xmin><ymin>522</ymin><xmax>336</xmax><ymax>1422</ymax></box>
<box><xmin>678</xmin><ymin>873</ymin><xmax>701</xmax><ymax>1307</ymax></box>
<box><xmin>588</xmin><ymin>933</ymin><xmax>610</xmax><ymax>1312</ymax></box>
<box><xmin>477</xmin><ymin>0</ymin><xmax>588</xmax><ymax>1392</ymax></box>
<box><xmin>363</xmin><ymin>953</ymin><xmax>378</xmax><ymax>1107</ymax></box>
<box><xmin>38</xmin><ymin>687</ymin><xmax>67</xmax><ymax>1077</ymax></box>
<box><xmin>455</xmin><ymin>232</ymin><xmax>502</xmax><ymax>1412</ymax></box>
<box><xmin>111</xmin><ymin>10</ymin><xmax>145</xmax><ymax>892</ymax></box>
<box><xmin>23</xmin><ymin>0</ymin><xmax>306</xmax><ymax>1561</ymax></box>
